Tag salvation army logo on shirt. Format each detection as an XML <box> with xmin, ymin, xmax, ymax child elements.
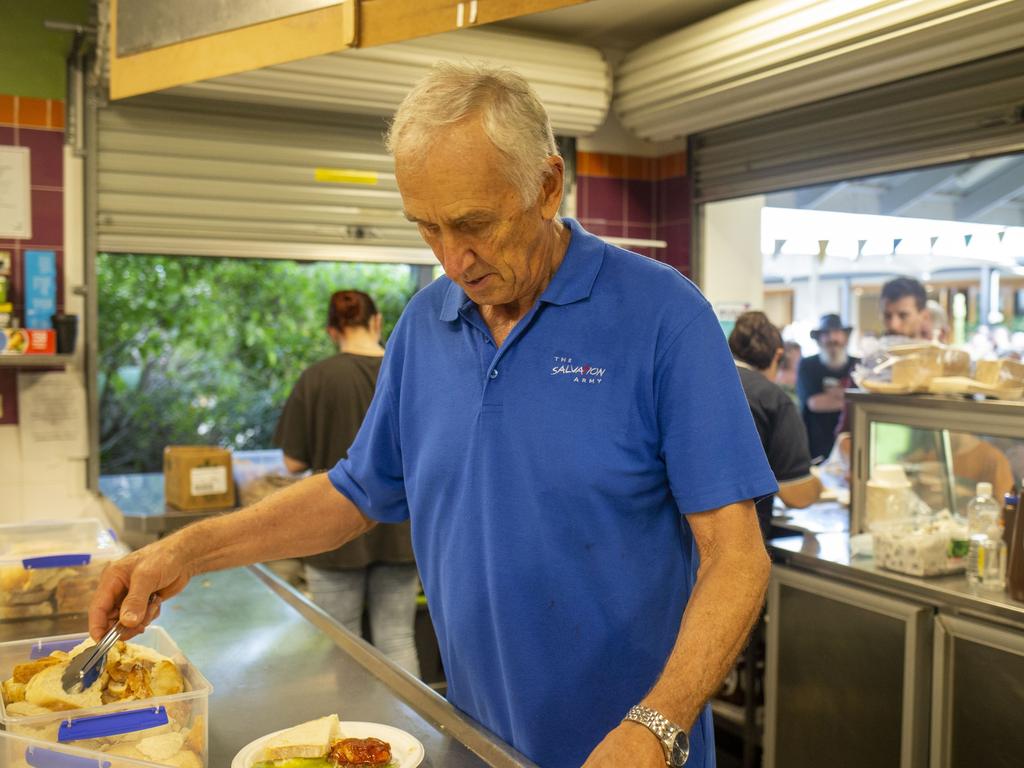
<box><xmin>550</xmin><ymin>355</ymin><xmax>606</xmax><ymax>384</ymax></box>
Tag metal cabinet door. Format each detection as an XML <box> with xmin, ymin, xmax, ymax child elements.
<box><xmin>765</xmin><ymin>566</ymin><xmax>932</xmax><ymax>768</ymax></box>
<box><xmin>931</xmin><ymin>614</ymin><xmax>1024</xmax><ymax>768</ymax></box>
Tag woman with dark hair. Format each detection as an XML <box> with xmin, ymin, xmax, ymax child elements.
<box><xmin>729</xmin><ymin>311</ymin><xmax>822</xmax><ymax>537</ymax></box>
<box><xmin>274</xmin><ymin>290</ymin><xmax>420</xmax><ymax>675</ymax></box>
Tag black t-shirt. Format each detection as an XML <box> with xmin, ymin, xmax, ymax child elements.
<box><xmin>736</xmin><ymin>365</ymin><xmax>813</xmax><ymax>537</ymax></box>
<box><xmin>274</xmin><ymin>352</ymin><xmax>414</xmax><ymax>569</ymax></box>
<box><xmin>796</xmin><ymin>353</ymin><xmax>858</xmax><ymax>461</ymax></box>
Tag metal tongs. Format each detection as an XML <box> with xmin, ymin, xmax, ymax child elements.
<box><xmin>60</xmin><ymin>622</ymin><xmax>124</xmax><ymax>693</ymax></box>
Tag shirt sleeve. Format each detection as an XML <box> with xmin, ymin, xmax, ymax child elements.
<box><xmin>767</xmin><ymin>393</ymin><xmax>813</xmax><ymax>483</ymax></box>
<box><xmin>796</xmin><ymin>357</ymin><xmax>821</xmax><ymax>404</ymax></box>
<box><xmin>273</xmin><ymin>376</ymin><xmax>310</xmax><ymax>465</ymax></box>
<box><xmin>327</xmin><ymin>346</ymin><xmax>410</xmax><ymax>523</ymax></box>
<box><xmin>657</xmin><ymin>306</ymin><xmax>779</xmax><ymax>515</ymax></box>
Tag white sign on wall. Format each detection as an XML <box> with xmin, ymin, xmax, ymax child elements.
<box><xmin>0</xmin><ymin>145</ymin><xmax>32</xmax><ymax>239</ymax></box>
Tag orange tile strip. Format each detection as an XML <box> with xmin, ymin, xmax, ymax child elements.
<box><xmin>0</xmin><ymin>95</ymin><xmax>66</xmax><ymax>131</ymax></box>
<box><xmin>578</xmin><ymin>150</ymin><xmax>687</xmax><ymax>180</ymax></box>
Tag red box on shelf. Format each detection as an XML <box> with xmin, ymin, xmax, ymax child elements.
<box><xmin>25</xmin><ymin>329</ymin><xmax>56</xmax><ymax>354</ymax></box>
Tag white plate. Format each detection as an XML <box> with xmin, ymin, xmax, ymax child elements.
<box><xmin>231</xmin><ymin>720</ymin><xmax>425</xmax><ymax>768</ymax></box>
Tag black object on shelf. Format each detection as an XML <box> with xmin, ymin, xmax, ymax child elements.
<box><xmin>52</xmin><ymin>313</ymin><xmax>78</xmax><ymax>354</ymax></box>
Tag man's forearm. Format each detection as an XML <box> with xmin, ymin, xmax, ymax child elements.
<box><xmin>641</xmin><ymin>540</ymin><xmax>770</xmax><ymax>729</ymax></box>
<box><xmin>170</xmin><ymin>473</ymin><xmax>374</xmax><ymax>577</ymax></box>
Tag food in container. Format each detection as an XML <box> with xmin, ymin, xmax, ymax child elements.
<box><xmin>0</xmin><ymin>626</ymin><xmax>211</xmax><ymax>767</ymax></box>
<box><xmin>0</xmin><ymin>520</ymin><xmax>127</xmax><ymax>621</ymax></box>
<box><xmin>857</xmin><ymin>343</ymin><xmax>971</xmax><ymax>395</ymax></box>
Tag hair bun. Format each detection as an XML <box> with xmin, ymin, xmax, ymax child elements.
<box><xmin>328</xmin><ymin>290</ymin><xmax>378</xmax><ymax>331</ymax></box>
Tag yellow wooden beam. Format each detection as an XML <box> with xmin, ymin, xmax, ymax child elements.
<box><xmin>109</xmin><ymin>0</ymin><xmax>358</xmax><ymax>100</ymax></box>
<box><xmin>109</xmin><ymin>0</ymin><xmax>593</xmax><ymax>100</ymax></box>
<box><xmin>359</xmin><ymin>0</ymin><xmax>591</xmax><ymax>48</ymax></box>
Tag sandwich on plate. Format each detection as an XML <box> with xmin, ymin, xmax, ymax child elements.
<box><xmin>252</xmin><ymin>714</ymin><xmax>395</xmax><ymax>768</ymax></box>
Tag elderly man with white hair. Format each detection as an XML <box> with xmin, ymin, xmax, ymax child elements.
<box><xmin>90</xmin><ymin>63</ymin><xmax>776</xmax><ymax>768</ymax></box>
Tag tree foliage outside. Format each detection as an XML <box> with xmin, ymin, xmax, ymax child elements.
<box><xmin>98</xmin><ymin>253</ymin><xmax>419</xmax><ymax>475</ymax></box>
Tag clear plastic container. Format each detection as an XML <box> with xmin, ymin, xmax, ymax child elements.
<box><xmin>1</xmin><ymin>728</ymin><xmax>169</xmax><ymax>767</ymax></box>
<box><xmin>0</xmin><ymin>626</ymin><xmax>211</xmax><ymax>767</ymax></box>
<box><xmin>0</xmin><ymin>519</ymin><xmax>128</xmax><ymax>622</ymax></box>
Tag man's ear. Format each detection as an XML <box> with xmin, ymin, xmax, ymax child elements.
<box><xmin>538</xmin><ymin>155</ymin><xmax>565</xmax><ymax>220</ymax></box>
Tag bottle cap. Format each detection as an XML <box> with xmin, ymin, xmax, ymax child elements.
<box><xmin>977</xmin><ymin>482</ymin><xmax>993</xmax><ymax>498</ymax></box>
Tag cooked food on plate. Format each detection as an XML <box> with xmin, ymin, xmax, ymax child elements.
<box><xmin>252</xmin><ymin>714</ymin><xmax>395</xmax><ymax>768</ymax></box>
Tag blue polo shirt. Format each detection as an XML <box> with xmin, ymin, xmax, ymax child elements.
<box><xmin>329</xmin><ymin>219</ymin><xmax>776</xmax><ymax>768</ymax></box>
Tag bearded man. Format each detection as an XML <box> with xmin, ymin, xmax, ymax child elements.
<box><xmin>797</xmin><ymin>313</ymin><xmax>859</xmax><ymax>460</ymax></box>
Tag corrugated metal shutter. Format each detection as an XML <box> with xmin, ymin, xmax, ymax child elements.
<box><xmin>97</xmin><ymin>96</ymin><xmax>433</xmax><ymax>262</ymax></box>
<box><xmin>616</xmin><ymin>0</ymin><xmax>1024</xmax><ymax>142</ymax></box>
<box><xmin>692</xmin><ymin>50</ymin><xmax>1024</xmax><ymax>204</ymax></box>
<box><xmin>168</xmin><ymin>27</ymin><xmax>611</xmax><ymax>137</ymax></box>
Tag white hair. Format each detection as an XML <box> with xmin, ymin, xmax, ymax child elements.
<box><xmin>385</xmin><ymin>61</ymin><xmax>559</xmax><ymax>207</ymax></box>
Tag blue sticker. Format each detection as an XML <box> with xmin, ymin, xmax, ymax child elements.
<box><xmin>24</xmin><ymin>249</ymin><xmax>57</xmax><ymax>330</ymax></box>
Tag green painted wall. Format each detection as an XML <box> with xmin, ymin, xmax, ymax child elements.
<box><xmin>0</xmin><ymin>0</ymin><xmax>92</xmax><ymax>99</ymax></box>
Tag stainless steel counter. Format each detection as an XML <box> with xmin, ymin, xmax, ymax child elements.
<box><xmin>1</xmin><ymin>566</ymin><xmax>536</xmax><ymax>768</ymax></box>
<box><xmin>770</xmin><ymin>532</ymin><xmax>1024</xmax><ymax>631</ymax></box>
<box><xmin>99</xmin><ymin>472</ymin><xmax>232</xmax><ymax>536</ymax></box>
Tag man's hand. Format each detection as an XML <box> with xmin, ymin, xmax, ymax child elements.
<box><xmin>89</xmin><ymin>539</ymin><xmax>192</xmax><ymax>641</ymax></box>
<box><xmin>581</xmin><ymin>721</ymin><xmax>663</xmax><ymax>767</ymax></box>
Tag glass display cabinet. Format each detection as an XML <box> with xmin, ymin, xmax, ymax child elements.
<box><xmin>848</xmin><ymin>392</ymin><xmax>1024</xmax><ymax>534</ymax></box>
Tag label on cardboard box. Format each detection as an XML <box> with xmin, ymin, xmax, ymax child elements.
<box><xmin>190</xmin><ymin>466</ymin><xmax>228</xmax><ymax>496</ymax></box>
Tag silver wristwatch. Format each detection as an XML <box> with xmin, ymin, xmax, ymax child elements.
<box><xmin>624</xmin><ymin>704</ymin><xmax>689</xmax><ymax>767</ymax></box>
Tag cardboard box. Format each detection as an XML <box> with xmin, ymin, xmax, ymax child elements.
<box><xmin>164</xmin><ymin>445</ymin><xmax>235</xmax><ymax>511</ymax></box>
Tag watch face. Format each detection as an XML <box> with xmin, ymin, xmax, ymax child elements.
<box><xmin>669</xmin><ymin>732</ymin><xmax>689</xmax><ymax>766</ymax></box>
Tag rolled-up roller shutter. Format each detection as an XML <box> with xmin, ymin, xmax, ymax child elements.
<box><xmin>167</xmin><ymin>27</ymin><xmax>611</xmax><ymax>137</ymax></box>
<box><xmin>97</xmin><ymin>96</ymin><xmax>433</xmax><ymax>261</ymax></box>
<box><xmin>691</xmin><ymin>50</ymin><xmax>1024</xmax><ymax>203</ymax></box>
<box><xmin>616</xmin><ymin>0</ymin><xmax>1024</xmax><ymax>142</ymax></box>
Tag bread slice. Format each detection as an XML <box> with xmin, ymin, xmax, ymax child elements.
<box><xmin>261</xmin><ymin>714</ymin><xmax>340</xmax><ymax>761</ymax></box>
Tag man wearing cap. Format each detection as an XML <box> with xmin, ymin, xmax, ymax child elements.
<box><xmin>797</xmin><ymin>314</ymin><xmax>859</xmax><ymax>461</ymax></box>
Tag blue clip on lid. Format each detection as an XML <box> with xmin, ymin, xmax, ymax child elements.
<box><xmin>58</xmin><ymin>707</ymin><xmax>168</xmax><ymax>743</ymax></box>
<box><xmin>31</xmin><ymin>638</ymin><xmax>83</xmax><ymax>659</ymax></box>
<box><xmin>25</xmin><ymin>746</ymin><xmax>111</xmax><ymax>768</ymax></box>
<box><xmin>22</xmin><ymin>554</ymin><xmax>92</xmax><ymax>570</ymax></box>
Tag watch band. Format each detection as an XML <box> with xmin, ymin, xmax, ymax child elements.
<box><xmin>623</xmin><ymin>704</ymin><xmax>687</xmax><ymax>765</ymax></box>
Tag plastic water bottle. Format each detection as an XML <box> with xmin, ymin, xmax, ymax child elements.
<box><xmin>966</xmin><ymin>482</ymin><xmax>1000</xmax><ymax>586</ymax></box>
<box><xmin>979</xmin><ymin>524</ymin><xmax>1007</xmax><ymax>590</ymax></box>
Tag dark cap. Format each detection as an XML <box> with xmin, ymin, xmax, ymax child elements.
<box><xmin>810</xmin><ymin>313</ymin><xmax>852</xmax><ymax>340</ymax></box>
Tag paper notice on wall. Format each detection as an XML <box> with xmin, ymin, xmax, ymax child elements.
<box><xmin>17</xmin><ymin>371</ymin><xmax>88</xmax><ymax>460</ymax></box>
<box><xmin>0</xmin><ymin>146</ymin><xmax>32</xmax><ymax>239</ymax></box>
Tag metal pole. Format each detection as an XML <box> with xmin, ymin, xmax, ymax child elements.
<box><xmin>979</xmin><ymin>266</ymin><xmax>992</xmax><ymax>328</ymax></box>
<box><xmin>84</xmin><ymin>78</ymin><xmax>100</xmax><ymax>491</ymax></box>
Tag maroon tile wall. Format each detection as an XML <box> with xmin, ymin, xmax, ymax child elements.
<box><xmin>0</xmin><ymin>95</ymin><xmax>67</xmax><ymax>426</ymax></box>
<box><xmin>576</xmin><ymin>150</ymin><xmax>690</xmax><ymax>274</ymax></box>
